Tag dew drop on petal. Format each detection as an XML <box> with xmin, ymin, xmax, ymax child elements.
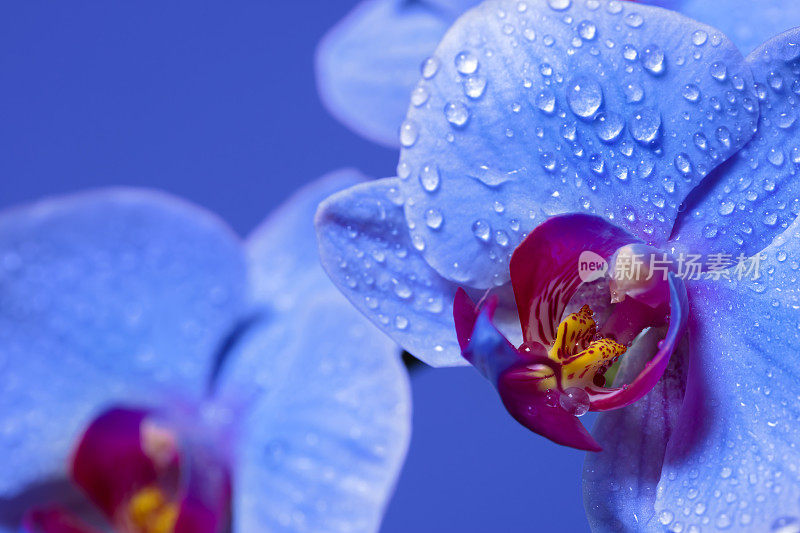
<box><xmin>455</xmin><ymin>51</ymin><xmax>478</xmax><ymax>75</ymax></box>
<box><xmin>567</xmin><ymin>76</ymin><xmax>603</xmax><ymax>119</ymax></box>
<box><xmin>444</xmin><ymin>101</ymin><xmax>470</xmax><ymax>128</ymax></box>
<box><xmin>559</xmin><ymin>387</ymin><xmax>590</xmax><ymax>416</ymax></box>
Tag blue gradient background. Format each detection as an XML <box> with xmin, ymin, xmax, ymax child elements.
<box><xmin>0</xmin><ymin>3</ymin><xmax>590</xmax><ymax>531</ymax></box>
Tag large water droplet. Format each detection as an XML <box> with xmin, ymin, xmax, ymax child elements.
<box><xmin>594</xmin><ymin>112</ymin><xmax>625</xmax><ymax>143</ymax></box>
<box><xmin>400</xmin><ymin>120</ymin><xmax>419</xmax><ymax>147</ymax></box>
<box><xmin>444</xmin><ymin>101</ymin><xmax>470</xmax><ymax>128</ymax></box>
<box><xmin>472</xmin><ymin>219</ymin><xmax>491</xmax><ymax>242</ymax></box>
<box><xmin>463</xmin><ymin>76</ymin><xmax>487</xmax><ymax>99</ymax></box>
<box><xmin>536</xmin><ymin>89</ymin><xmax>556</xmax><ymax>115</ymax></box>
<box><xmin>710</xmin><ymin>61</ymin><xmax>727</xmax><ymax>81</ymax></box>
<box><xmin>578</xmin><ymin>20</ymin><xmax>597</xmax><ymax>40</ymax></box>
<box><xmin>629</xmin><ymin>107</ymin><xmax>662</xmax><ymax>145</ymax></box>
<box><xmin>425</xmin><ymin>208</ymin><xmax>444</xmax><ymax>229</ymax></box>
<box><xmin>682</xmin><ymin>84</ymin><xmax>701</xmax><ymax>102</ymax></box>
<box><xmin>547</xmin><ymin>0</ymin><xmax>571</xmax><ymax>11</ymax></box>
<box><xmin>641</xmin><ymin>45</ymin><xmax>666</xmax><ymax>75</ymax></box>
<box><xmin>419</xmin><ymin>163</ymin><xmax>440</xmax><ymax>192</ymax></box>
<box><xmin>559</xmin><ymin>387</ymin><xmax>590</xmax><ymax>416</ymax></box>
<box><xmin>411</xmin><ymin>84</ymin><xmax>430</xmax><ymax>107</ymax></box>
<box><xmin>771</xmin><ymin>517</ymin><xmax>800</xmax><ymax>533</ymax></box>
<box><xmin>455</xmin><ymin>51</ymin><xmax>478</xmax><ymax>75</ymax></box>
<box><xmin>421</xmin><ymin>57</ymin><xmax>440</xmax><ymax>79</ymax></box>
<box><xmin>567</xmin><ymin>76</ymin><xmax>603</xmax><ymax>119</ymax></box>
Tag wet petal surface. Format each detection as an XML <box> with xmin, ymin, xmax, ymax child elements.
<box><xmin>316</xmin><ymin>0</ymin><xmax>478</xmax><ymax>146</ymax></box>
<box><xmin>643</xmin><ymin>0</ymin><xmax>800</xmax><ymax>55</ymax></box>
<box><xmin>673</xmin><ymin>27</ymin><xmax>800</xmax><ymax>258</ymax></box>
<box><xmin>317</xmin><ymin>175</ymin><xmax>481</xmax><ymax>366</ymax></box>
<box><xmin>397</xmin><ymin>0</ymin><xmax>758</xmax><ymax>288</ymax></box>
<box><xmin>586</xmin><ymin>216</ymin><xmax>800</xmax><ymax>531</ymax></box>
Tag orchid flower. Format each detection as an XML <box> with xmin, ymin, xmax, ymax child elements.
<box><xmin>1</xmin><ymin>171</ymin><xmax>410</xmax><ymax>533</ymax></box>
<box><xmin>316</xmin><ymin>0</ymin><xmax>800</xmax><ymax>529</ymax></box>
<box><xmin>316</xmin><ymin>0</ymin><xmax>800</xmax><ymax>147</ymax></box>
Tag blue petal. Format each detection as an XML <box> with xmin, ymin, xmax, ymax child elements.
<box><xmin>0</xmin><ymin>189</ymin><xmax>247</xmax><ymax>498</ymax></box>
<box><xmin>316</xmin><ymin>0</ymin><xmax>477</xmax><ymax>147</ymax></box>
<box><xmin>672</xmin><ymin>27</ymin><xmax>800</xmax><ymax>258</ymax></box>
<box><xmin>583</xmin><ymin>330</ymin><xmax>690</xmax><ymax>531</ymax></box>
<box><xmin>215</xmin><ymin>173</ymin><xmax>411</xmax><ymax>533</ymax></box>
<box><xmin>316</xmin><ymin>176</ymin><xmax>523</xmax><ymax>367</ymax></box>
<box><xmin>397</xmin><ymin>0</ymin><xmax>758</xmax><ymax>288</ymax></box>
<box><xmin>585</xmin><ymin>219</ymin><xmax>800</xmax><ymax>530</ymax></box>
<box><xmin>642</xmin><ymin>0</ymin><xmax>800</xmax><ymax>55</ymax></box>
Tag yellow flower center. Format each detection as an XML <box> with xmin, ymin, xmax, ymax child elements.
<box><xmin>521</xmin><ymin>305</ymin><xmax>626</xmax><ymax>391</ymax></box>
<box><xmin>125</xmin><ymin>486</ymin><xmax>179</xmax><ymax>533</ymax></box>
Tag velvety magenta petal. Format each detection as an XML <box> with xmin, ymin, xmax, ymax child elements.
<box><xmin>498</xmin><ymin>376</ymin><xmax>602</xmax><ymax>452</ymax></box>
<box><xmin>510</xmin><ymin>214</ymin><xmax>639</xmax><ymax>347</ymax></box>
<box><xmin>70</xmin><ymin>408</ymin><xmax>157</xmax><ymax>519</ymax></box>
<box><xmin>20</xmin><ymin>508</ymin><xmax>99</xmax><ymax>533</ymax></box>
<box><xmin>589</xmin><ymin>274</ymin><xmax>689</xmax><ymax>411</ymax></box>
<box><xmin>460</xmin><ymin>298</ymin><xmax>598</xmax><ymax>450</ymax></box>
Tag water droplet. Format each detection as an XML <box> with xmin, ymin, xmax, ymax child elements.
<box><xmin>395</xmin><ymin>315</ymin><xmax>409</xmax><ymax>330</ymax></box>
<box><xmin>411</xmin><ymin>84</ymin><xmax>430</xmax><ymax>107</ymax></box>
<box><xmin>559</xmin><ymin>387</ymin><xmax>590</xmax><ymax>416</ymax></box>
<box><xmin>622</xmin><ymin>44</ymin><xmax>638</xmax><ymax>61</ymax></box>
<box><xmin>623</xmin><ymin>82</ymin><xmax>644</xmax><ymax>103</ymax></box>
<box><xmin>710</xmin><ymin>61</ymin><xmax>727</xmax><ymax>81</ymax></box>
<box><xmin>716</xmin><ymin>126</ymin><xmax>732</xmax><ymax>148</ymax></box>
<box><xmin>421</xmin><ymin>57</ymin><xmax>440</xmax><ymax>79</ymax></box>
<box><xmin>425</xmin><ymin>208</ymin><xmax>443</xmax><ymax>229</ymax></box>
<box><xmin>674</xmin><ymin>153</ymin><xmax>692</xmax><ymax>175</ymax></box>
<box><xmin>472</xmin><ymin>219</ymin><xmax>491</xmax><ymax>242</ymax></box>
<box><xmin>547</xmin><ymin>0</ymin><xmax>571</xmax><ymax>11</ymax></box>
<box><xmin>682</xmin><ymin>84</ymin><xmax>701</xmax><ymax>102</ymax></box>
<box><xmin>536</xmin><ymin>89</ymin><xmax>556</xmax><ymax>115</ymax></box>
<box><xmin>624</xmin><ymin>12</ymin><xmax>643</xmax><ymax>28</ymax></box>
<box><xmin>629</xmin><ymin>107</ymin><xmax>662</xmax><ymax>145</ymax></box>
<box><xmin>641</xmin><ymin>45</ymin><xmax>666</xmax><ymax>75</ymax></box>
<box><xmin>419</xmin><ymin>163</ymin><xmax>440</xmax><ymax>192</ymax></box>
<box><xmin>719</xmin><ymin>201</ymin><xmax>735</xmax><ymax>216</ymax></box>
<box><xmin>703</xmin><ymin>224</ymin><xmax>718</xmax><ymax>238</ymax></box>
<box><xmin>464</xmin><ymin>76</ymin><xmax>487</xmax><ymax>99</ymax></box>
<box><xmin>658</xmin><ymin>510</ymin><xmax>674</xmax><ymax>525</ymax></box>
<box><xmin>692</xmin><ymin>30</ymin><xmax>708</xmax><ymax>46</ymax></box>
<box><xmin>567</xmin><ymin>76</ymin><xmax>603</xmax><ymax>119</ymax></box>
<box><xmin>594</xmin><ymin>112</ymin><xmax>624</xmax><ymax>143</ymax></box>
<box><xmin>444</xmin><ymin>101</ymin><xmax>470</xmax><ymax>128</ymax></box>
<box><xmin>578</xmin><ymin>21</ymin><xmax>597</xmax><ymax>40</ymax></box>
<box><xmin>769</xmin><ymin>147</ymin><xmax>785</xmax><ymax>167</ymax></box>
<box><xmin>455</xmin><ymin>51</ymin><xmax>478</xmax><ymax>75</ymax></box>
<box><xmin>399</xmin><ymin>120</ymin><xmax>419</xmax><ymax>147</ymax></box>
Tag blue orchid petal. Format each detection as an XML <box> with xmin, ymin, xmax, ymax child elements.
<box><xmin>642</xmin><ymin>0</ymin><xmax>800</xmax><ymax>55</ymax></box>
<box><xmin>0</xmin><ymin>189</ymin><xmax>247</xmax><ymax>499</ymax></box>
<box><xmin>583</xmin><ymin>330</ymin><xmax>690</xmax><ymax>531</ymax></box>
<box><xmin>316</xmin><ymin>0</ymin><xmax>478</xmax><ymax>147</ymax></box>
<box><xmin>672</xmin><ymin>27</ymin><xmax>800</xmax><ymax>258</ymax></box>
<box><xmin>215</xmin><ymin>174</ymin><xmax>411</xmax><ymax>533</ymax></box>
<box><xmin>585</xmin><ymin>219</ymin><xmax>800</xmax><ymax>531</ymax></box>
<box><xmin>316</xmin><ymin>176</ymin><xmax>525</xmax><ymax>367</ymax></box>
<box><xmin>396</xmin><ymin>0</ymin><xmax>758</xmax><ymax>288</ymax></box>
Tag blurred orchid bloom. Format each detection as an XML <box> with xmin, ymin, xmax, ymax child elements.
<box><xmin>317</xmin><ymin>0</ymin><xmax>800</xmax><ymax>529</ymax></box>
<box><xmin>316</xmin><ymin>0</ymin><xmax>800</xmax><ymax>147</ymax></box>
<box><xmin>1</xmin><ymin>172</ymin><xmax>410</xmax><ymax>533</ymax></box>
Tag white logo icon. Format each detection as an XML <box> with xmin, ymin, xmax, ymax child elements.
<box><xmin>578</xmin><ymin>251</ymin><xmax>609</xmax><ymax>283</ymax></box>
